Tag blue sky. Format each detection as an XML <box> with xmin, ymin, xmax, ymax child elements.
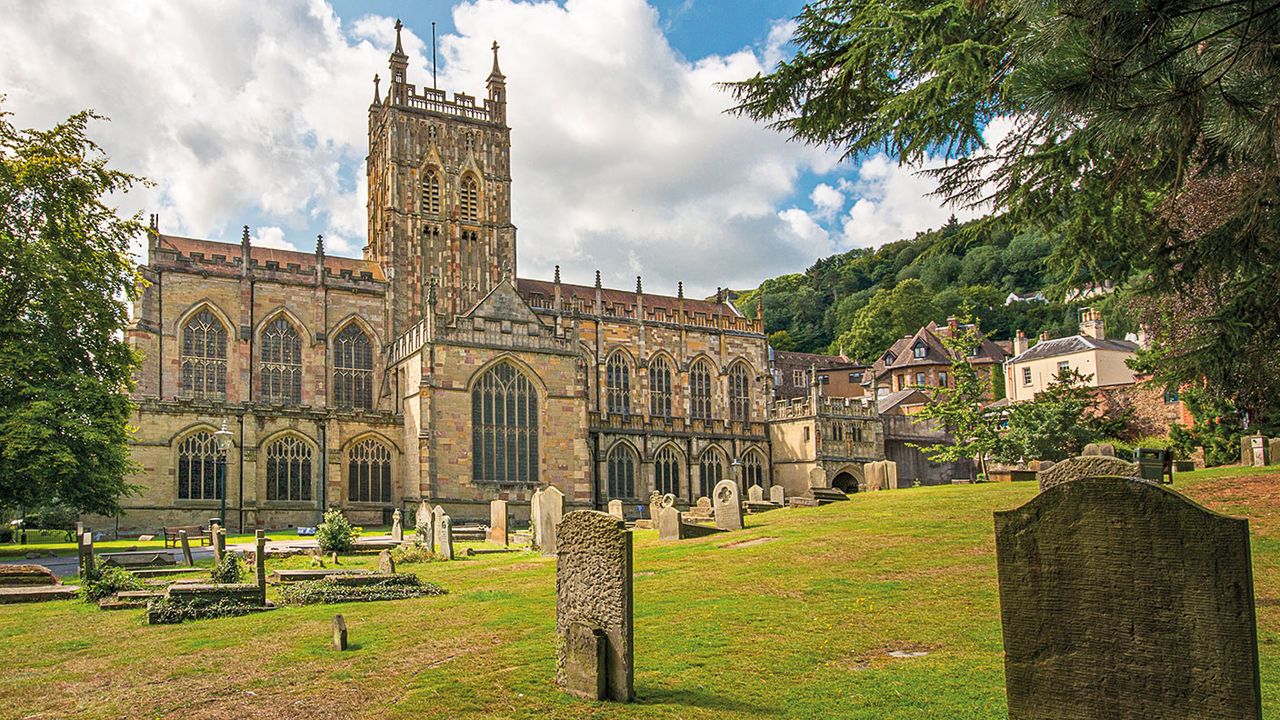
<box><xmin>0</xmin><ymin>0</ymin><xmax>980</xmax><ymax>296</ymax></box>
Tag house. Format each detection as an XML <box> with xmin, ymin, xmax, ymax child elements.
<box><xmin>864</xmin><ymin>317</ymin><xmax>1009</xmax><ymax>399</ymax></box>
<box><xmin>1004</xmin><ymin>291</ymin><xmax>1046</xmax><ymax>305</ymax></box>
<box><xmin>1003</xmin><ymin>308</ymin><xmax>1139</xmax><ymax>402</ymax></box>
<box><xmin>770</xmin><ymin>349</ymin><xmax>864</xmax><ymax>400</ymax></box>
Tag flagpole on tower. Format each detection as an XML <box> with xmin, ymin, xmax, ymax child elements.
<box><xmin>432</xmin><ymin>21</ymin><xmax>438</xmax><ymax>89</ymax></box>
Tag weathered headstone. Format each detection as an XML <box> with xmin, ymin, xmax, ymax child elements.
<box><xmin>995</xmin><ymin>477</ymin><xmax>1261</xmax><ymax>720</ymax></box>
<box><xmin>377</xmin><ymin>549</ymin><xmax>396</xmax><ymax>575</ymax></box>
<box><xmin>80</xmin><ymin>532</ymin><xmax>95</xmax><ymax>578</ymax></box>
<box><xmin>254</xmin><ymin>530</ymin><xmax>267</xmax><ymax>605</ymax></box>
<box><xmin>657</xmin><ymin>505</ymin><xmax>682</xmax><ymax>541</ymax></box>
<box><xmin>661</xmin><ymin>493</ymin><xmax>676</xmax><ymax>509</ymax></box>
<box><xmin>1250</xmin><ymin>435</ymin><xmax>1268</xmax><ymax>467</ymax></box>
<box><xmin>769</xmin><ymin>485</ymin><xmax>785</xmax><ymax>505</ymax></box>
<box><xmin>488</xmin><ymin>499</ymin><xmax>509</xmax><ymax>546</ymax></box>
<box><xmin>648</xmin><ymin>491</ymin><xmax>662</xmax><ymax>521</ymax></box>
<box><xmin>1269</xmin><ymin>438</ymin><xmax>1280</xmax><ymax>467</ymax></box>
<box><xmin>865</xmin><ymin>461</ymin><xmax>884</xmax><ymax>491</ymax></box>
<box><xmin>696</xmin><ymin>496</ymin><xmax>711</xmax><ymax>509</ymax></box>
<box><xmin>537</xmin><ymin>485</ymin><xmax>565</xmax><ymax>557</ymax></box>
<box><xmin>883</xmin><ymin>460</ymin><xmax>899</xmax><ymax>490</ymax></box>
<box><xmin>713</xmin><ymin>479</ymin><xmax>743</xmax><ymax>531</ymax></box>
<box><xmin>607</xmin><ymin>499</ymin><xmax>624</xmax><ymax>520</ymax></box>
<box><xmin>531</xmin><ymin>488</ymin><xmax>544</xmax><ymax>546</ymax></box>
<box><xmin>747</xmin><ymin>484</ymin><xmax>764</xmax><ymax>503</ymax></box>
<box><xmin>1038</xmin><ymin>455</ymin><xmax>1141</xmax><ymax>492</ymax></box>
<box><xmin>390</xmin><ymin>508</ymin><xmax>404</xmax><ymax>542</ymax></box>
<box><xmin>436</xmin><ymin>513</ymin><xmax>454</xmax><ymax>561</ymax></box>
<box><xmin>210</xmin><ymin>522</ymin><xmax>223</xmax><ymax>564</ymax></box>
<box><xmin>179</xmin><ymin>530</ymin><xmax>194</xmax><ymax>566</ymax></box>
<box><xmin>555</xmin><ymin>511</ymin><xmax>633</xmax><ymax>702</ymax></box>
<box><xmin>332</xmin><ymin>614</ymin><xmax>348</xmax><ymax>651</ymax></box>
<box><xmin>1082</xmin><ymin>443</ymin><xmax>1101</xmax><ymax>456</ymax></box>
<box><xmin>417</xmin><ymin>501</ymin><xmax>435</xmax><ymax>552</ymax></box>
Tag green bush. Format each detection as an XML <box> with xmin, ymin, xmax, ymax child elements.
<box><xmin>315</xmin><ymin>509</ymin><xmax>359</xmax><ymax>553</ymax></box>
<box><xmin>391</xmin><ymin>544</ymin><xmax>443</xmax><ymax>565</ymax></box>
<box><xmin>277</xmin><ymin>574</ymin><xmax>446</xmax><ymax>606</ymax></box>
<box><xmin>81</xmin><ymin>566</ymin><xmax>144</xmax><ymax>603</ymax></box>
<box><xmin>210</xmin><ymin>554</ymin><xmax>243</xmax><ymax>584</ymax></box>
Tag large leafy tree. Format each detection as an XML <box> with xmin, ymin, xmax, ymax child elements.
<box><xmin>0</xmin><ymin>107</ymin><xmax>143</xmax><ymax>516</ymax></box>
<box><xmin>830</xmin><ymin>278</ymin><xmax>938</xmax><ymax>361</ymax></box>
<box><xmin>1000</xmin><ymin>368</ymin><xmax>1110</xmax><ymax>462</ymax></box>
<box><xmin>729</xmin><ymin>0</ymin><xmax>1280</xmax><ymax>424</ymax></box>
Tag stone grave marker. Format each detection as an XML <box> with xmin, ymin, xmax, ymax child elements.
<box><xmin>254</xmin><ymin>530</ymin><xmax>267</xmax><ymax>605</ymax></box>
<box><xmin>332</xmin><ymin>614</ymin><xmax>348</xmax><ymax>651</ymax></box>
<box><xmin>661</xmin><ymin>493</ymin><xmax>676</xmax><ymax>509</ymax></box>
<box><xmin>1250</xmin><ymin>435</ymin><xmax>1268</xmax><ymax>467</ymax></box>
<box><xmin>769</xmin><ymin>485</ymin><xmax>785</xmax><ymax>505</ymax></box>
<box><xmin>377</xmin><ymin>549</ymin><xmax>396</xmax><ymax>575</ymax></box>
<box><xmin>417</xmin><ymin>501</ymin><xmax>435</xmax><ymax>552</ymax></box>
<box><xmin>995</xmin><ymin>477</ymin><xmax>1261</xmax><ymax>720</ymax></box>
<box><xmin>883</xmin><ymin>460</ymin><xmax>899</xmax><ymax>490</ymax></box>
<box><xmin>80</xmin><ymin>532</ymin><xmax>95</xmax><ymax>578</ymax></box>
<box><xmin>538</xmin><ymin>485</ymin><xmax>565</xmax><ymax>557</ymax></box>
<box><xmin>1082</xmin><ymin>443</ymin><xmax>1101</xmax><ymax>456</ymax></box>
<box><xmin>488</xmin><ymin>499</ymin><xmax>509</xmax><ymax>546</ymax></box>
<box><xmin>555</xmin><ymin>511</ymin><xmax>633</xmax><ymax>702</ymax></box>
<box><xmin>390</xmin><ymin>508</ymin><xmax>404</xmax><ymax>542</ymax></box>
<box><xmin>713</xmin><ymin>479</ymin><xmax>743</xmax><ymax>531</ymax></box>
<box><xmin>531</xmin><ymin>489</ymin><xmax>544</xmax><ymax>546</ymax></box>
<box><xmin>179</xmin><ymin>530</ymin><xmax>194</xmax><ymax>566</ymax></box>
<box><xmin>648</xmin><ymin>491</ymin><xmax>662</xmax><ymax>521</ymax></box>
<box><xmin>608</xmin><ymin>499</ymin><xmax>624</xmax><ymax>520</ymax></box>
<box><xmin>436</xmin><ymin>513</ymin><xmax>454</xmax><ymax>560</ymax></box>
<box><xmin>1038</xmin><ymin>455</ymin><xmax>1141</xmax><ymax>493</ymax></box>
<box><xmin>747</xmin><ymin>484</ymin><xmax>764</xmax><ymax>503</ymax></box>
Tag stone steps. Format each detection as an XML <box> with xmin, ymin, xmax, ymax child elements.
<box><xmin>743</xmin><ymin>501</ymin><xmax>783</xmax><ymax>514</ymax></box>
<box><xmin>810</xmin><ymin>488</ymin><xmax>850</xmax><ymax>505</ymax></box>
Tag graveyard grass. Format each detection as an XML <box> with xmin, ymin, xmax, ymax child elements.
<box><xmin>2</xmin><ymin>467</ymin><xmax>1279</xmax><ymax>719</ymax></box>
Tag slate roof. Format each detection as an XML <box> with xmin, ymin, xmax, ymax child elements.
<box><xmin>866</xmin><ymin>320</ymin><xmax>1009</xmax><ymax>384</ymax></box>
<box><xmin>876</xmin><ymin>388</ymin><xmax>931</xmax><ymax>413</ymax></box>
<box><xmin>1010</xmin><ymin>335</ymin><xmax>1139</xmax><ymax>363</ymax></box>
<box><xmin>155</xmin><ymin>234</ymin><xmax>385</xmax><ymax>280</ymax></box>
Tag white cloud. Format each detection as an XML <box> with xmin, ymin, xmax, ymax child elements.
<box><xmin>810</xmin><ymin>183</ymin><xmax>844</xmax><ymax>221</ymax></box>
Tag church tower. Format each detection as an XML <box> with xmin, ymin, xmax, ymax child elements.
<box><xmin>366</xmin><ymin>20</ymin><xmax>516</xmax><ymax>337</ymax></box>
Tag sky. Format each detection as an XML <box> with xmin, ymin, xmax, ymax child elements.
<box><xmin>0</xmin><ymin>0</ymin><xmax>989</xmax><ymax>297</ymax></box>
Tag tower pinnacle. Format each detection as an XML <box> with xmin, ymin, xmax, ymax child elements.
<box><xmin>489</xmin><ymin>41</ymin><xmax>504</xmax><ymax>81</ymax></box>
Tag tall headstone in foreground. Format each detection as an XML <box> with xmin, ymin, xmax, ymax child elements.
<box><xmin>436</xmin><ymin>513</ymin><xmax>454</xmax><ymax>561</ymax></box>
<box><xmin>713</xmin><ymin>479</ymin><xmax>743</xmax><ymax>531</ymax></box>
<box><xmin>657</xmin><ymin>505</ymin><xmax>682</xmax><ymax>541</ymax></box>
<box><xmin>416</xmin><ymin>500</ymin><xmax>434</xmax><ymax>551</ymax></box>
<box><xmin>883</xmin><ymin>460</ymin><xmax>899</xmax><ymax>490</ymax></box>
<box><xmin>556</xmin><ymin>511</ymin><xmax>633</xmax><ymax>702</ymax></box>
<box><xmin>390</xmin><ymin>508</ymin><xmax>404</xmax><ymax>542</ymax></box>
<box><xmin>1038</xmin><ymin>455</ymin><xmax>1140</xmax><ymax>493</ymax></box>
<box><xmin>488</xmin><ymin>499</ymin><xmax>509</xmax><ymax>546</ymax></box>
<box><xmin>607</xmin><ymin>499</ymin><xmax>624</xmax><ymax>520</ymax></box>
<box><xmin>995</xmin><ymin>477</ymin><xmax>1261</xmax><ymax>720</ymax></box>
<box><xmin>531</xmin><ymin>489</ymin><xmax>544</xmax><ymax>547</ymax></box>
<box><xmin>537</xmin><ymin>486</ymin><xmax>565</xmax><ymax>557</ymax></box>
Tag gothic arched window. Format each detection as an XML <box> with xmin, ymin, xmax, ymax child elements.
<box><xmin>460</xmin><ymin>175</ymin><xmax>480</xmax><ymax>221</ymax></box>
<box><xmin>177</xmin><ymin>431</ymin><xmax>223</xmax><ymax>501</ymax></box>
<box><xmin>699</xmin><ymin>448</ymin><xmax>725</xmax><ymax>498</ymax></box>
<box><xmin>422</xmin><ymin>169</ymin><xmax>442</xmax><ymax>215</ymax></box>
<box><xmin>607</xmin><ymin>443</ymin><xmax>637</xmax><ymax>499</ymax></box>
<box><xmin>606</xmin><ymin>352</ymin><xmax>631</xmax><ymax>416</ymax></box>
<box><xmin>655</xmin><ymin>445</ymin><xmax>680</xmax><ymax>496</ymax></box>
<box><xmin>333</xmin><ymin>324</ymin><xmax>374</xmax><ymax>409</ymax></box>
<box><xmin>260</xmin><ymin>316</ymin><xmax>302</xmax><ymax>405</ymax></box>
<box><xmin>181</xmin><ymin>309</ymin><xmax>227</xmax><ymax>400</ymax></box>
<box><xmin>742</xmin><ymin>450</ymin><xmax>765</xmax><ymax>492</ymax></box>
<box><xmin>648</xmin><ymin>356</ymin><xmax>672</xmax><ymax>417</ymax></box>
<box><xmin>729</xmin><ymin>363</ymin><xmax>751</xmax><ymax>422</ymax></box>
<box><xmin>690</xmin><ymin>359</ymin><xmax>713</xmax><ymax>420</ymax></box>
<box><xmin>266</xmin><ymin>435</ymin><xmax>312</xmax><ymax>501</ymax></box>
<box><xmin>348</xmin><ymin>438</ymin><xmax>392</xmax><ymax>503</ymax></box>
<box><xmin>472</xmin><ymin>362</ymin><xmax>538</xmax><ymax>484</ymax></box>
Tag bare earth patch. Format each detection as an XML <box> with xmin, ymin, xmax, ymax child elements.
<box><xmin>719</xmin><ymin>536</ymin><xmax>779</xmax><ymax>549</ymax></box>
<box><xmin>1180</xmin><ymin>473</ymin><xmax>1280</xmax><ymax>536</ymax></box>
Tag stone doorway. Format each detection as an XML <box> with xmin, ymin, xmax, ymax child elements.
<box><xmin>832</xmin><ymin>472</ymin><xmax>859</xmax><ymax>493</ymax></box>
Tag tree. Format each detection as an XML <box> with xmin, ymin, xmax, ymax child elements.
<box><xmin>830</xmin><ymin>279</ymin><xmax>937</xmax><ymax>362</ymax></box>
<box><xmin>911</xmin><ymin>314</ymin><xmax>1002</xmax><ymax>479</ymax></box>
<box><xmin>768</xmin><ymin>330</ymin><xmax>797</xmax><ymax>352</ymax></box>
<box><xmin>728</xmin><ymin>0</ymin><xmax>1280</xmax><ymax>423</ymax></box>
<box><xmin>1000</xmin><ymin>368</ymin><xmax>1104</xmax><ymax>462</ymax></box>
<box><xmin>0</xmin><ymin>107</ymin><xmax>143</xmax><ymax>516</ymax></box>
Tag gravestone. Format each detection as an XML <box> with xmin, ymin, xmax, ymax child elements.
<box><xmin>210</xmin><ymin>522</ymin><xmax>224</xmax><ymax>564</ymax></box>
<box><xmin>995</xmin><ymin>477</ymin><xmax>1261</xmax><ymax>720</ymax></box>
<box><xmin>179</xmin><ymin>530</ymin><xmax>194</xmax><ymax>566</ymax></box>
<box><xmin>661</xmin><ymin>493</ymin><xmax>676</xmax><ymax>509</ymax></box>
<box><xmin>417</xmin><ymin>501</ymin><xmax>435</xmax><ymax>552</ymax></box>
<box><xmin>648</xmin><ymin>491</ymin><xmax>662</xmax><ymax>521</ymax></box>
<box><xmin>657</xmin><ymin>505</ymin><xmax>682</xmax><ymax>541</ymax></box>
<box><xmin>1038</xmin><ymin>455</ymin><xmax>1141</xmax><ymax>492</ymax></box>
<box><xmin>377</xmin><ymin>549</ymin><xmax>396</xmax><ymax>575</ymax></box>
<box><xmin>254</xmin><ymin>530</ymin><xmax>267</xmax><ymax>605</ymax></box>
<box><xmin>531</xmin><ymin>489</ymin><xmax>544</xmax><ymax>547</ymax></box>
<box><xmin>713</xmin><ymin>479</ymin><xmax>743</xmax><ymax>531</ymax></box>
<box><xmin>555</xmin><ymin>511</ymin><xmax>633</xmax><ymax>702</ymax></box>
<box><xmin>80</xmin><ymin>532</ymin><xmax>95</xmax><ymax>578</ymax></box>
<box><xmin>769</xmin><ymin>485</ymin><xmax>785</xmax><ymax>505</ymax></box>
<box><xmin>537</xmin><ymin>486</ymin><xmax>565</xmax><ymax>557</ymax></box>
<box><xmin>696</xmin><ymin>496</ymin><xmax>711</xmax><ymax>509</ymax></box>
<box><xmin>391</xmin><ymin>508</ymin><xmax>404</xmax><ymax>542</ymax></box>
<box><xmin>1082</xmin><ymin>443</ymin><xmax>1101</xmax><ymax>456</ymax></box>
<box><xmin>1270</xmin><ymin>438</ymin><xmax>1280</xmax><ymax>467</ymax></box>
<box><xmin>883</xmin><ymin>460</ymin><xmax>899</xmax><ymax>490</ymax></box>
<box><xmin>1250</xmin><ymin>435</ymin><xmax>1268</xmax><ymax>467</ymax></box>
<box><xmin>747</xmin><ymin>485</ymin><xmax>764</xmax><ymax>503</ymax></box>
<box><xmin>436</xmin><ymin>512</ymin><xmax>454</xmax><ymax>561</ymax></box>
<box><xmin>608</xmin><ymin>499</ymin><xmax>624</xmax><ymax>520</ymax></box>
<box><xmin>488</xmin><ymin>499</ymin><xmax>509</xmax><ymax>546</ymax></box>
<box><xmin>865</xmin><ymin>461</ymin><xmax>884</xmax><ymax>491</ymax></box>
<box><xmin>332</xmin><ymin>614</ymin><xmax>348</xmax><ymax>651</ymax></box>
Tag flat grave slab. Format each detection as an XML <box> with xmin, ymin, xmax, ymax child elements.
<box><xmin>270</xmin><ymin>568</ymin><xmax>374</xmax><ymax>584</ymax></box>
<box><xmin>0</xmin><ymin>585</ymin><xmax>79</xmax><ymax>604</ymax></box>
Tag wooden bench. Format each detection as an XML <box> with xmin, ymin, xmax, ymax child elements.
<box><xmin>162</xmin><ymin>525</ymin><xmax>210</xmax><ymax>549</ymax></box>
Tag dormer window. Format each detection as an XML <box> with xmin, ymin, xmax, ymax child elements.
<box><xmin>912</xmin><ymin>341</ymin><xmax>927</xmax><ymax>359</ymax></box>
<box><xmin>883</xmin><ymin>352</ymin><xmax>896</xmax><ymax>366</ymax></box>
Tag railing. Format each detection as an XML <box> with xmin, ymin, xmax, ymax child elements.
<box><xmin>769</xmin><ymin>395</ymin><xmax>877</xmax><ymax>420</ymax></box>
<box><xmin>820</xmin><ymin>440</ymin><xmax>880</xmax><ymax>459</ymax></box>
<box><xmin>587</xmin><ymin>411</ymin><xmax>766</xmax><ymax>438</ymax></box>
<box><xmin>398</xmin><ymin>87</ymin><xmax>494</xmax><ymax>122</ymax></box>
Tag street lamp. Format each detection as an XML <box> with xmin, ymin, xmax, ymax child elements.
<box><xmin>213</xmin><ymin>419</ymin><xmax>234</xmax><ymax>528</ymax></box>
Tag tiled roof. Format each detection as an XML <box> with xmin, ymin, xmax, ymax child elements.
<box><xmin>877</xmin><ymin>388</ymin><xmax>931</xmax><ymax>413</ymax></box>
<box><xmin>1010</xmin><ymin>335</ymin><xmax>1139</xmax><ymax>363</ymax></box>
<box><xmin>155</xmin><ymin>234</ymin><xmax>385</xmax><ymax>280</ymax></box>
<box><xmin>515</xmin><ymin>277</ymin><xmax>737</xmax><ymax>317</ymax></box>
<box><xmin>772</xmin><ymin>350</ymin><xmax>852</xmax><ymax>370</ymax></box>
<box><xmin>867</xmin><ymin>320</ymin><xmax>1008</xmax><ymax>382</ymax></box>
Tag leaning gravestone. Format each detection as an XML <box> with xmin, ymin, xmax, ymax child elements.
<box><xmin>769</xmin><ymin>485</ymin><xmax>785</xmax><ymax>505</ymax></box>
<box><xmin>747</xmin><ymin>484</ymin><xmax>764</xmax><ymax>503</ymax></box>
<box><xmin>713</xmin><ymin>479</ymin><xmax>743</xmax><ymax>531</ymax></box>
<box><xmin>435</xmin><ymin>512</ymin><xmax>454</xmax><ymax>561</ymax></box>
<box><xmin>538</xmin><ymin>486</ymin><xmax>565</xmax><ymax>557</ymax></box>
<box><xmin>179</xmin><ymin>530</ymin><xmax>195</xmax><ymax>566</ymax></box>
<box><xmin>488</xmin><ymin>499</ymin><xmax>509</xmax><ymax>546</ymax></box>
<box><xmin>332</xmin><ymin>614</ymin><xmax>348</xmax><ymax>651</ymax></box>
<box><xmin>995</xmin><ymin>477</ymin><xmax>1261</xmax><ymax>720</ymax></box>
<box><xmin>390</xmin><ymin>508</ymin><xmax>404</xmax><ymax>542</ymax></box>
<box><xmin>556</xmin><ymin>511</ymin><xmax>633</xmax><ymax>702</ymax></box>
<box><xmin>210</xmin><ymin>522</ymin><xmax>224</xmax><ymax>565</ymax></box>
<box><xmin>607</xmin><ymin>499</ymin><xmax>624</xmax><ymax>520</ymax></box>
<box><xmin>1038</xmin><ymin>455</ymin><xmax>1141</xmax><ymax>493</ymax></box>
<box><xmin>417</xmin><ymin>501</ymin><xmax>435</xmax><ymax>552</ymax></box>
<box><xmin>378</xmin><ymin>549</ymin><xmax>396</xmax><ymax>574</ymax></box>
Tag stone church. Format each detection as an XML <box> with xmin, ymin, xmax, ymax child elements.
<box><xmin>111</xmin><ymin>23</ymin><xmax>882</xmax><ymax>533</ymax></box>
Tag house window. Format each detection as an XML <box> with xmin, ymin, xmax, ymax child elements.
<box><xmin>817</xmin><ymin>374</ymin><xmax>829</xmax><ymax>385</ymax></box>
<box><xmin>605</xmin><ymin>353</ymin><xmax>631</xmax><ymax>415</ymax></box>
<box><xmin>460</xmin><ymin>175</ymin><xmax>479</xmax><ymax>221</ymax></box>
<box><xmin>792</xmin><ymin>369</ymin><xmax>806</xmax><ymax>387</ymax></box>
<box><xmin>177</xmin><ymin>431</ymin><xmax>223</xmax><ymax>501</ymax></box>
<box><xmin>884</xmin><ymin>352</ymin><xmax>896</xmax><ymax>366</ymax></box>
<box><xmin>472</xmin><ymin>362</ymin><xmax>539</xmax><ymax>485</ymax></box>
<box><xmin>699</xmin><ymin>449</ymin><xmax>725</xmax><ymax>497</ymax></box>
<box><xmin>729</xmin><ymin>364</ymin><xmax>751</xmax><ymax>422</ymax></box>
<box><xmin>914</xmin><ymin>372</ymin><xmax>926</xmax><ymax>386</ymax></box>
<box><xmin>655</xmin><ymin>446</ymin><xmax>680</xmax><ymax>495</ymax></box>
<box><xmin>742</xmin><ymin>451</ymin><xmax>765</xmax><ymax>490</ymax></box>
<box><xmin>1022</xmin><ymin>367</ymin><xmax>1033</xmax><ymax>386</ymax></box>
<box><xmin>422</xmin><ymin>169</ymin><xmax>442</xmax><ymax>215</ymax></box>
<box><xmin>606</xmin><ymin>444</ymin><xmax>637</xmax><ymax>499</ymax></box>
<box><xmin>260</xmin><ymin>317</ymin><xmax>302</xmax><ymax>405</ymax></box>
<box><xmin>1163</xmin><ymin>388</ymin><xmax>1180</xmax><ymax>404</ymax></box>
<box><xmin>938</xmin><ymin>371</ymin><xmax>948</xmax><ymax>387</ymax></box>
<box><xmin>333</xmin><ymin>324</ymin><xmax>374</xmax><ymax>409</ymax></box>
<box><xmin>803</xmin><ymin>426</ymin><xmax>811</xmax><ymax>442</ymax></box>
<box><xmin>848</xmin><ymin>372</ymin><xmax>862</xmax><ymax>383</ymax></box>
<box><xmin>690</xmin><ymin>360</ymin><xmax>713</xmax><ymax>420</ymax></box>
<box><xmin>648</xmin><ymin>356</ymin><xmax>672</xmax><ymax>417</ymax></box>
<box><xmin>912</xmin><ymin>341</ymin><xmax>927</xmax><ymax>359</ymax></box>
<box><xmin>348</xmin><ymin>438</ymin><xmax>392</xmax><ymax>503</ymax></box>
<box><xmin>265</xmin><ymin>436</ymin><xmax>312</xmax><ymax>502</ymax></box>
<box><xmin>1057</xmin><ymin>360</ymin><xmax>1070</xmax><ymax>374</ymax></box>
<box><xmin>181</xmin><ymin>309</ymin><xmax>227</xmax><ymax>400</ymax></box>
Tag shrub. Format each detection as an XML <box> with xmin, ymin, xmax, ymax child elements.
<box><xmin>210</xmin><ymin>554</ymin><xmax>243</xmax><ymax>584</ymax></box>
<box><xmin>81</xmin><ymin>566</ymin><xmax>145</xmax><ymax>603</ymax></box>
<box><xmin>277</xmin><ymin>574</ymin><xmax>447</xmax><ymax>606</ymax></box>
<box><xmin>391</xmin><ymin>544</ymin><xmax>443</xmax><ymax>565</ymax></box>
<box><xmin>315</xmin><ymin>509</ymin><xmax>359</xmax><ymax>553</ymax></box>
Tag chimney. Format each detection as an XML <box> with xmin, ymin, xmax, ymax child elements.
<box><xmin>1013</xmin><ymin>329</ymin><xmax>1028</xmax><ymax>357</ymax></box>
<box><xmin>946</xmin><ymin>316</ymin><xmax>959</xmax><ymax>334</ymax></box>
<box><xmin>1039</xmin><ymin>330</ymin><xmax>1051</xmax><ymax>342</ymax></box>
<box><xmin>1080</xmin><ymin>307</ymin><xmax>1105</xmax><ymax>340</ymax></box>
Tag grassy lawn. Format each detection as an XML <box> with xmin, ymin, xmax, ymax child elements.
<box><xmin>1</xmin><ymin>468</ymin><xmax>1278</xmax><ymax>719</ymax></box>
